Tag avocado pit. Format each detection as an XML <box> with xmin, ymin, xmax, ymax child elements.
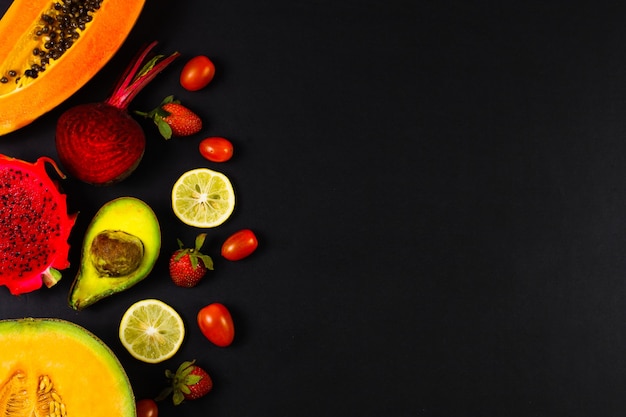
<box><xmin>89</xmin><ymin>230</ymin><xmax>144</xmax><ymax>277</ymax></box>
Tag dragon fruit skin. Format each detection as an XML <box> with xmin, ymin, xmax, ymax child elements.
<box><xmin>0</xmin><ymin>155</ymin><xmax>77</xmax><ymax>295</ymax></box>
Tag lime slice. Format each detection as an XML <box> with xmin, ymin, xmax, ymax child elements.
<box><xmin>119</xmin><ymin>299</ymin><xmax>185</xmax><ymax>363</ymax></box>
<box><xmin>171</xmin><ymin>168</ymin><xmax>235</xmax><ymax>228</ymax></box>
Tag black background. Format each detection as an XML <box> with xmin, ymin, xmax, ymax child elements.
<box><xmin>3</xmin><ymin>1</ymin><xmax>626</xmax><ymax>416</ymax></box>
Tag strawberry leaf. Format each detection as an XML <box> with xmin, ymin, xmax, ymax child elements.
<box><xmin>184</xmin><ymin>374</ymin><xmax>203</xmax><ymax>385</ymax></box>
<box><xmin>198</xmin><ymin>254</ymin><xmax>214</xmax><ymax>270</ymax></box>
<box><xmin>155</xmin><ymin>118</ymin><xmax>173</xmax><ymax>139</ymax></box>
<box><xmin>189</xmin><ymin>253</ymin><xmax>199</xmax><ymax>269</ymax></box>
<box><xmin>155</xmin><ymin>386</ymin><xmax>173</xmax><ymax>401</ymax></box>
<box><xmin>161</xmin><ymin>95</ymin><xmax>179</xmax><ymax>105</ymax></box>
<box><xmin>174</xmin><ymin>250</ymin><xmax>187</xmax><ymax>262</ymax></box>
<box><xmin>172</xmin><ymin>390</ymin><xmax>185</xmax><ymax>406</ymax></box>
<box><xmin>195</xmin><ymin>233</ymin><xmax>207</xmax><ymax>251</ymax></box>
<box><xmin>178</xmin><ymin>361</ymin><xmax>196</xmax><ymax>377</ymax></box>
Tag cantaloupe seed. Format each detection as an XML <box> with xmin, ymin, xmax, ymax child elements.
<box><xmin>0</xmin><ymin>370</ymin><xmax>67</xmax><ymax>416</ymax></box>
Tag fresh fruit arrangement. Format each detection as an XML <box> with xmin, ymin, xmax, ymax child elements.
<box><xmin>0</xmin><ymin>0</ymin><xmax>145</xmax><ymax>135</ymax></box>
<box><xmin>0</xmin><ymin>26</ymin><xmax>261</xmax><ymax>413</ymax></box>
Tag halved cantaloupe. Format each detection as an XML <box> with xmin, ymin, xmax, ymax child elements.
<box><xmin>0</xmin><ymin>0</ymin><xmax>145</xmax><ymax>136</ymax></box>
<box><xmin>0</xmin><ymin>318</ymin><xmax>135</xmax><ymax>417</ymax></box>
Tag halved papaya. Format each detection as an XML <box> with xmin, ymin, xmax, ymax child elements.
<box><xmin>0</xmin><ymin>0</ymin><xmax>145</xmax><ymax>136</ymax></box>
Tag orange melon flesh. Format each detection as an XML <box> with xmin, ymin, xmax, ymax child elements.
<box><xmin>0</xmin><ymin>0</ymin><xmax>146</xmax><ymax>136</ymax></box>
<box><xmin>0</xmin><ymin>318</ymin><xmax>135</xmax><ymax>417</ymax></box>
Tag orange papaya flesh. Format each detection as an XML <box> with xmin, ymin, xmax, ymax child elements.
<box><xmin>0</xmin><ymin>0</ymin><xmax>145</xmax><ymax>136</ymax></box>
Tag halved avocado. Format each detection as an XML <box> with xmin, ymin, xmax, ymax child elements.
<box><xmin>69</xmin><ymin>197</ymin><xmax>160</xmax><ymax>310</ymax></box>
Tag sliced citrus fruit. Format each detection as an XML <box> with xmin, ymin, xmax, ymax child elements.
<box><xmin>119</xmin><ymin>299</ymin><xmax>185</xmax><ymax>363</ymax></box>
<box><xmin>171</xmin><ymin>167</ymin><xmax>235</xmax><ymax>228</ymax></box>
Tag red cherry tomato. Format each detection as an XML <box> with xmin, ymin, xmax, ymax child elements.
<box><xmin>199</xmin><ymin>137</ymin><xmax>234</xmax><ymax>162</ymax></box>
<box><xmin>180</xmin><ymin>55</ymin><xmax>215</xmax><ymax>91</ymax></box>
<box><xmin>197</xmin><ymin>303</ymin><xmax>235</xmax><ymax>347</ymax></box>
<box><xmin>221</xmin><ymin>229</ymin><xmax>258</xmax><ymax>261</ymax></box>
<box><xmin>136</xmin><ymin>399</ymin><xmax>158</xmax><ymax>417</ymax></box>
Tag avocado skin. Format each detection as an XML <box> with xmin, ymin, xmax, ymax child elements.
<box><xmin>68</xmin><ymin>197</ymin><xmax>161</xmax><ymax>310</ymax></box>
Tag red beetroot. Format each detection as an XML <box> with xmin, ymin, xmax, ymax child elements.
<box><xmin>55</xmin><ymin>42</ymin><xmax>179</xmax><ymax>185</ymax></box>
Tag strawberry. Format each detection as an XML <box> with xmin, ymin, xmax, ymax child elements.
<box><xmin>136</xmin><ymin>95</ymin><xmax>202</xmax><ymax>139</ymax></box>
<box><xmin>156</xmin><ymin>360</ymin><xmax>213</xmax><ymax>405</ymax></box>
<box><xmin>169</xmin><ymin>233</ymin><xmax>213</xmax><ymax>287</ymax></box>
<box><xmin>161</xmin><ymin>102</ymin><xmax>202</xmax><ymax>137</ymax></box>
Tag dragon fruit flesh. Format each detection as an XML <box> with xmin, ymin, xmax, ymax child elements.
<box><xmin>0</xmin><ymin>154</ymin><xmax>77</xmax><ymax>295</ymax></box>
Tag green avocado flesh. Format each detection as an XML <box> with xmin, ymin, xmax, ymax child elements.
<box><xmin>69</xmin><ymin>197</ymin><xmax>161</xmax><ymax>310</ymax></box>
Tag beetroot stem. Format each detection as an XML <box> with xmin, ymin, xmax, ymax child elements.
<box><xmin>110</xmin><ymin>41</ymin><xmax>158</xmax><ymax>99</ymax></box>
<box><xmin>105</xmin><ymin>41</ymin><xmax>180</xmax><ymax>110</ymax></box>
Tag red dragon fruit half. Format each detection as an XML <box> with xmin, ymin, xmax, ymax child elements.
<box><xmin>0</xmin><ymin>154</ymin><xmax>77</xmax><ymax>295</ymax></box>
